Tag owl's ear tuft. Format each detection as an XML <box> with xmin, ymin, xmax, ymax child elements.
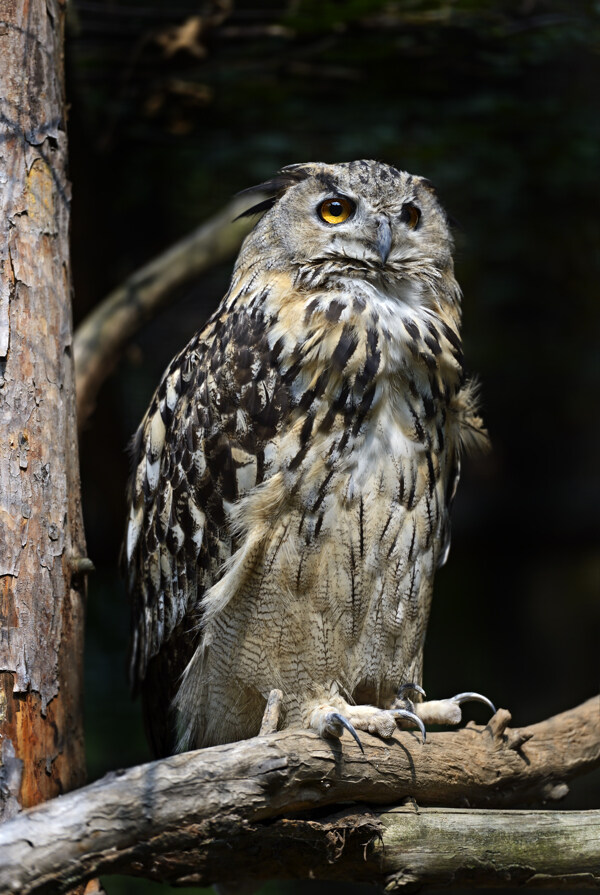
<box><xmin>234</xmin><ymin>195</ymin><xmax>279</xmax><ymax>220</ymax></box>
<box><xmin>418</xmin><ymin>177</ymin><xmax>438</xmax><ymax>195</ymax></box>
<box><xmin>234</xmin><ymin>164</ymin><xmax>316</xmax><ymax>220</ymax></box>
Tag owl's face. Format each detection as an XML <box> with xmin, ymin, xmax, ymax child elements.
<box><xmin>242</xmin><ymin>160</ymin><xmax>454</xmax><ymax>282</ymax></box>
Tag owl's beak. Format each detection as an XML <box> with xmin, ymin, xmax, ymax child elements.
<box><xmin>375</xmin><ymin>217</ymin><xmax>392</xmax><ymax>265</ymax></box>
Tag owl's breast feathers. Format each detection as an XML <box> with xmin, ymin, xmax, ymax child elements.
<box><xmin>126</xmin><ymin>267</ymin><xmax>487</xmax><ymax>708</ymax></box>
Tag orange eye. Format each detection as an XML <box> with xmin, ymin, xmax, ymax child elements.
<box><xmin>318</xmin><ymin>197</ymin><xmax>354</xmax><ymax>225</ymax></box>
<box><xmin>400</xmin><ymin>203</ymin><xmax>420</xmax><ymax>229</ymax></box>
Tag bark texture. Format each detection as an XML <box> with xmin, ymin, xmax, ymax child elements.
<box><xmin>0</xmin><ymin>0</ymin><xmax>86</xmax><ymax>816</ymax></box>
<box><xmin>0</xmin><ymin>698</ymin><xmax>597</xmax><ymax>893</ymax></box>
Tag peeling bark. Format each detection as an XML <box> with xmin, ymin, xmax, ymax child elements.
<box><xmin>0</xmin><ymin>0</ymin><xmax>86</xmax><ymax>814</ymax></box>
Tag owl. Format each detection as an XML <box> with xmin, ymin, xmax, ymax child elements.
<box><xmin>125</xmin><ymin>160</ymin><xmax>493</xmax><ymax>757</ymax></box>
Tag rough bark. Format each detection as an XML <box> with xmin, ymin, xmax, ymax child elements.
<box><xmin>73</xmin><ymin>194</ymin><xmax>265</xmax><ymax>428</ymax></box>
<box><xmin>0</xmin><ymin>698</ymin><xmax>597</xmax><ymax>893</ymax></box>
<box><xmin>0</xmin><ymin>0</ymin><xmax>86</xmax><ymax>816</ymax></box>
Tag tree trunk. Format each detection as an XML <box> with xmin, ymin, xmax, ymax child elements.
<box><xmin>0</xmin><ymin>0</ymin><xmax>86</xmax><ymax>818</ymax></box>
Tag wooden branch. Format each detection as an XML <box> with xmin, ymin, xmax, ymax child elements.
<box><xmin>100</xmin><ymin>807</ymin><xmax>600</xmax><ymax>890</ymax></box>
<box><xmin>0</xmin><ymin>698</ymin><xmax>598</xmax><ymax>893</ymax></box>
<box><xmin>73</xmin><ymin>195</ymin><xmax>264</xmax><ymax>428</ymax></box>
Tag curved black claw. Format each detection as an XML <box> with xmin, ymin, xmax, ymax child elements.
<box><xmin>326</xmin><ymin>711</ymin><xmax>365</xmax><ymax>753</ymax></box>
<box><xmin>391</xmin><ymin>708</ymin><xmax>427</xmax><ymax>743</ymax></box>
<box><xmin>451</xmin><ymin>692</ymin><xmax>496</xmax><ymax>715</ymax></box>
<box><xmin>397</xmin><ymin>682</ymin><xmax>427</xmax><ymax>701</ymax></box>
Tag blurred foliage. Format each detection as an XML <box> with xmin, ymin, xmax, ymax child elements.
<box><xmin>67</xmin><ymin>1</ymin><xmax>599</xmax><ymax>892</ymax></box>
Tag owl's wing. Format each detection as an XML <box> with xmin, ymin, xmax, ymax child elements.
<box><xmin>124</xmin><ymin>304</ymin><xmax>289</xmax><ymax>699</ymax></box>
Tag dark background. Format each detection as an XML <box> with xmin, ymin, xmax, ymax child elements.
<box><xmin>67</xmin><ymin>2</ymin><xmax>599</xmax><ymax>893</ymax></box>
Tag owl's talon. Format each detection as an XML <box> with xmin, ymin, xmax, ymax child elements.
<box><xmin>397</xmin><ymin>682</ymin><xmax>426</xmax><ymax>701</ymax></box>
<box><xmin>325</xmin><ymin>712</ymin><xmax>365</xmax><ymax>753</ymax></box>
<box><xmin>390</xmin><ymin>708</ymin><xmax>427</xmax><ymax>743</ymax></box>
<box><xmin>451</xmin><ymin>691</ymin><xmax>496</xmax><ymax>715</ymax></box>
<box><xmin>413</xmin><ymin>691</ymin><xmax>497</xmax><ymax>726</ymax></box>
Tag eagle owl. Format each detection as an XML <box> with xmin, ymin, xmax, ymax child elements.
<box><xmin>125</xmin><ymin>160</ymin><xmax>493</xmax><ymax>757</ymax></box>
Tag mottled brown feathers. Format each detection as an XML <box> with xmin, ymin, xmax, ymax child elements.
<box><xmin>125</xmin><ymin>160</ymin><xmax>486</xmax><ymax>755</ymax></box>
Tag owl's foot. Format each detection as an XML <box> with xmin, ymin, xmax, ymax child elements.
<box><xmin>308</xmin><ymin>698</ymin><xmax>426</xmax><ymax>751</ymax></box>
<box><xmin>393</xmin><ymin>684</ymin><xmax>496</xmax><ymax>727</ymax></box>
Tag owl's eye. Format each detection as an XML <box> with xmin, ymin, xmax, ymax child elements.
<box><xmin>318</xmin><ymin>197</ymin><xmax>355</xmax><ymax>225</ymax></box>
<box><xmin>400</xmin><ymin>203</ymin><xmax>420</xmax><ymax>229</ymax></box>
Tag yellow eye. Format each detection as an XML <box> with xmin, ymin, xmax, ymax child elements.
<box><xmin>318</xmin><ymin>197</ymin><xmax>354</xmax><ymax>225</ymax></box>
<box><xmin>400</xmin><ymin>203</ymin><xmax>420</xmax><ymax>229</ymax></box>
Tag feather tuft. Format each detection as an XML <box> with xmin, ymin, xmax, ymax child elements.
<box><xmin>450</xmin><ymin>378</ymin><xmax>491</xmax><ymax>455</ymax></box>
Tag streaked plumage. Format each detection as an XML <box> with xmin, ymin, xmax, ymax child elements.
<box><xmin>125</xmin><ymin>160</ymin><xmax>489</xmax><ymax>756</ymax></box>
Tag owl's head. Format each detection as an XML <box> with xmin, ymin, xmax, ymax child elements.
<box><xmin>237</xmin><ymin>160</ymin><xmax>455</xmax><ymax>285</ymax></box>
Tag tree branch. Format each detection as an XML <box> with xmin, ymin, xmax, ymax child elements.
<box><xmin>0</xmin><ymin>698</ymin><xmax>598</xmax><ymax>893</ymax></box>
<box><xmin>73</xmin><ymin>195</ymin><xmax>263</xmax><ymax>428</ymax></box>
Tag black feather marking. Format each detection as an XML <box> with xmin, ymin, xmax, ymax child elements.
<box><xmin>379</xmin><ymin>512</ymin><xmax>392</xmax><ymax>544</ymax></box>
<box><xmin>255</xmin><ymin>448</ymin><xmax>265</xmax><ymax>485</ymax></box>
<box><xmin>325</xmin><ymin>300</ymin><xmax>345</xmax><ymax>323</ymax></box>
<box><xmin>386</xmin><ymin>527</ymin><xmax>399</xmax><ymax>560</ymax></box>
<box><xmin>403</xmin><ymin>319</ymin><xmax>420</xmax><ymax>341</ymax></box>
<box><xmin>299</xmin><ymin>412</ymin><xmax>314</xmax><ymax>448</ymax></box>
<box><xmin>315</xmin><ymin>171</ymin><xmax>341</xmax><ymax>192</ymax></box>
<box><xmin>289</xmin><ymin>442</ymin><xmax>309</xmax><ymax>472</ymax></box>
<box><xmin>297</xmin><ymin>508</ymin><xmax>307</xmax><ymax>535</ymax></box>
<box><xmin>255</xmin><ymin>361</ymin><xmax>267</xmax><ymax>382</ymax></box>
<box><xmin>359</xmin><ymin>496</ymin><xmax>365</xmax><ymax>558</ymax></box>
<box><xmin>406</xmin><ymin>478</ymin><xmax>417</xmax><ymax>510</ymax></box>
<box><xmin>407</xmin><ymin>520</ymin><xmax>417</xmax><ymax>561</ymax></box>
<box><xmin>398</xmin><ymin>473</ymin><xmax>405</xmax><ymax>504</ymax></box>
<box><xmin>295</xmin><ymin>550</ymin><xmax>306</xmax><ymax>590</ymax></box>
<box><xmin>314</xmin><ymin>513</ymin><xmax>324</xmax><ymax>540</ymax></box>
<box><xmin>318</xmin><ymin>380</ymin><xmax>350</xmax><ymax>434</ymax></box>
<box><xmin>420</xmin><ymin>351</ymin><xmax>438</xmax><ymax>371</ymax></box>
<box><xmin>336</xmin><ymin>430</ymin><xmax>349</xmax><ymax>457</ymax></box>
<box><xmin>426</xmin><ymin>452</ymin><xmax>436</xmax><ymax>495</ymax></box>
<box><xmin>436</xmin><ymin>423</ymin><xmax>445</xmax><ymax>452</ymax></box>
<box><xmin>312</xmin><ymin>469</ymin><xmax>334</xmax><ymax>513</ymax></box>
<box><xmin>424</xmin><ymin>334</ymin><xmax>442</xmax><ymax>356</ymax></box>
<box><xmin>357</xmin><ymin>328</ymin><xmax>380</xmax><ymax>387</ymax></box>
<box><xmin>159</xmin><ymin>400</ymin><xmax>173</xmax><ymax>427</ymax></box>
<box><xmin>406</xmin><ymin>400</ymin><xmax>426</xmax><ymax>443</ymax></box>
<box><xmin>422</xmin><ymin>393</ymin><xmax>435</xmax><ymax>420</ymax></box>
<box><xmin>254</xmin><ymin>402</ymin><xmax>280</xmax><ymax>438</ymax></box>
<box><xmin>299</xmin><ymin>370</ymin><xmax>329</xmax><ymax>412</ymax></box>
<box><xmin>332</xmin><ymin>325</ymin><xmax>359</xmax><ymax>371</ymax></box>
<box><xmin>424</xmin><ymin>495</ymin><xmax>433</xmax><ymax>547</ymax></box>
<box><xmin>270</xmin><ymin>336</ymin><xmax>285</xmax><ymax>363</ymax></box>
<box><xmin>352</xmin><ymin>381</ymin><xmax>376</xmax><ymax>436</ymax></box>
<box><xmin>304</xmin><ymin>298</ymin><xmax>320</xmax><ymax>321</ymax></box>
<box><xmin>441</xmin><ymin>321</ymin><xmax>462</xmax><ymax>352</ymax></box>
